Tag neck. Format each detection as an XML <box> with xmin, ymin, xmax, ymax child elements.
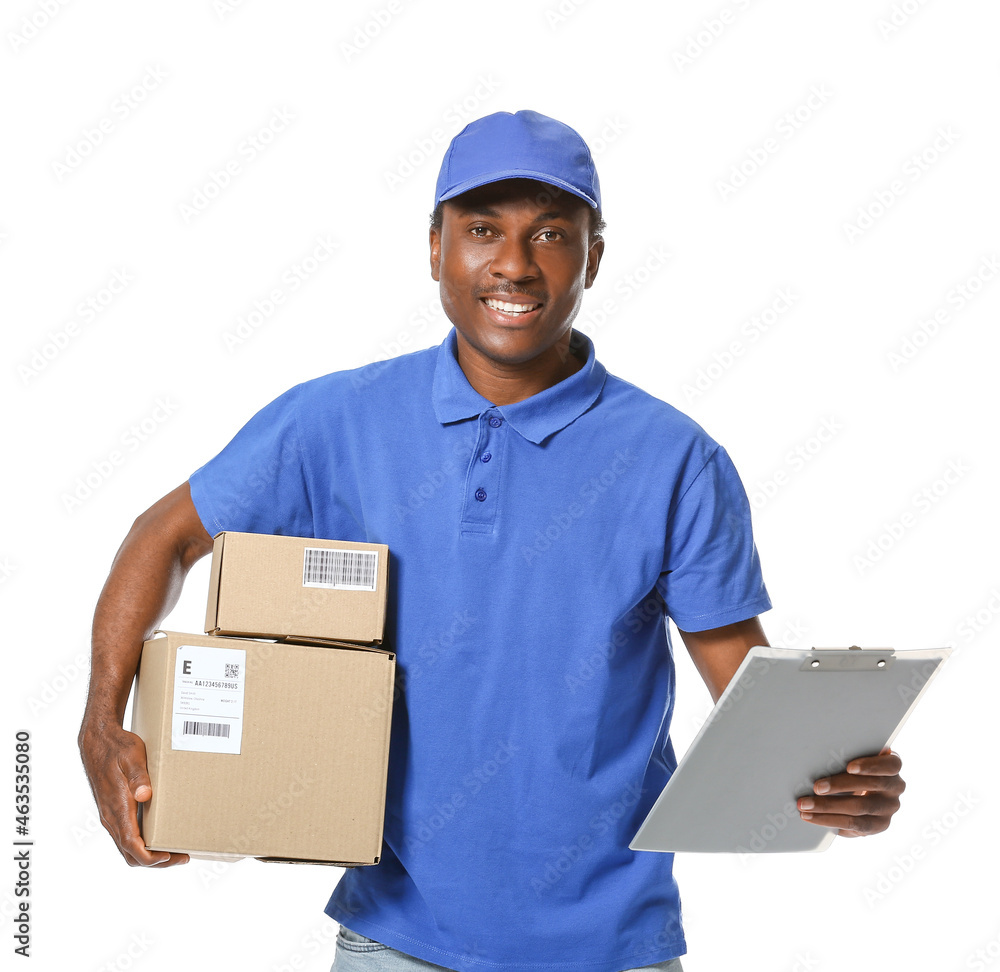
<box><xmin>454</xmin><ymin>330</ymin><xmax>585</xmax><ymax>406</ymax></box>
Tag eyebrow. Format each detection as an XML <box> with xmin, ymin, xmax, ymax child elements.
<box><xmin>456</xmin><ymin>206</ymin><xmax>568</xmax><ymax>222</ymax></box>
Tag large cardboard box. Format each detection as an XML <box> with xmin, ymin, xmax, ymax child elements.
<box><xmin>205</xmin><ymin>532</ymin><xmax>389</xmax><ymax>645</ymax></box>
<box><xmin>131</xmin><ymin>631</ymin><xmax>395</xmax><ymax>865</ymax></box>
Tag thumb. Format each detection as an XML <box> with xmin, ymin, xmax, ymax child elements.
<box><xmin>123</xmin><ymin>759</ymin><xmax>153</xmax><ymax>803</ymax></box>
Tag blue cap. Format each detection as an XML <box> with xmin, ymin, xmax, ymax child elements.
<box><xmin>434</xmin><ymin>110</ymin><xmax>601</xmax><ymax>211</ymax></box>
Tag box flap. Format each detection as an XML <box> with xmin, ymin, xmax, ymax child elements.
<box><xmin>204</xmin><ymin>531</ymin><xmax>226</xmax><ymax>635</ymax></box>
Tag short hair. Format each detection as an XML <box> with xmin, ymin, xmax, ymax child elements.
<box><xmin>430</xmin><ymin>200</ymin><xmax>606</xmax><ymax>243</ymax></box>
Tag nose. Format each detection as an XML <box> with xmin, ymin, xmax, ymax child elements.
<box><xmin>488</xmin><ymin>233</ymin><xmax>539</xmax><ymax>281</ymax></box>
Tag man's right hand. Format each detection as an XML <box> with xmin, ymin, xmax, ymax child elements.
<box><xmin>78</xmin><ymin>721</ymin><xmax>190</xmax><ymax>866</ymax></box>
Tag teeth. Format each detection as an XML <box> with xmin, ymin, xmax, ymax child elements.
<box><xmin>485</xmin><ymin>298</ymin><xmax>540</xmax><ymax>314</ymax></box>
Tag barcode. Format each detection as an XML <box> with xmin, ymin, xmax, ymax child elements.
<box><xmin>224</xmin><ymin>663</ymin><xmax>240</xmax><ymax>678</ymax></box>
<box><xmin>183</xmin><ymin>721</ymin><xmax>230</xmax><ymax>738</ymax></box>
<box><xmin>302</xmin><ymin>547</ymin><xmax>378</xmax><ymax>591</ymax></box>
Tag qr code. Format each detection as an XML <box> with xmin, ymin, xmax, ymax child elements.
<box><xmin>224</xmin><ymin>663</ymin><xmax>240</xmax><ymax>678</ymax></box>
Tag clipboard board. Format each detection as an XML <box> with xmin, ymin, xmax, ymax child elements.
<box><xmin>629</xmin><ymin>645</ymin><xmax>952</xmax><ymax>854</ymax></box>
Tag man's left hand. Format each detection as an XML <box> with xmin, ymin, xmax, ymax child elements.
<box><xmin>797</xmin><ymin>747</ymin><xmax>905</xmax><ymax>837</ymax></box>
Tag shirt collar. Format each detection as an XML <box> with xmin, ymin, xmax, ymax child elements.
<box><xmin>432</xmin><ymin>326</ymin><xmax>607</xmax><ymax>445</ymax></box>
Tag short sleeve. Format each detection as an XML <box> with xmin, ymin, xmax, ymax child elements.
<box><xmin>188</xmin><ymin>383</ymin><xmax>314</xmax><ymax>538</ymax></box>
<box><xmin>656</xmin><ymin>445</ymin><xmax>771</xmax><ymax>631</ymax></box>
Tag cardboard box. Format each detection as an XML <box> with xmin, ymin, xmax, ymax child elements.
<box><xmin>131</xmin><ymin>631</ymin><xmax>395</xmax><ymax>865</ymax></box>
<box><xmin>205</xmin><ymin>532</ymin><xmax>389</xmax><ymax>644</ymax></box>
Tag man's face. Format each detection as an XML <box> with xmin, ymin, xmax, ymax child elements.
<box><xmin>429</xmin><ymin>178</ymin><xmax>603</xmax><ymax>367</ymax></box>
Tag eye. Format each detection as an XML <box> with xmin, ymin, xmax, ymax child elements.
<box><xmin>537</xmin><ymin>230</ymin><xmax>563</xmax><ymax>242</ymax></box>
<box><xmin>469</xmin><ymin>225</ymin><xmax>493</xmax><ymax>238</ymax></box>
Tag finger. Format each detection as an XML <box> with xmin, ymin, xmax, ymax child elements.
<box><xmin>110</xmin><ymin>768</ymin><xmax>174</xmax><ymax>867</ymax></box>
<box><xmin>799</xmin><ymin>791</ymin><xmax>900</xmax><ymax>819</ymax></box>
<box><xmin>797</xmin><ymin>810</ymin><xmax>889</xmax><ymax>836</ymax></box>
<box><xmin>121</xmin><ymin>751</ymin><xmax>154</xmax><ymax>804</ymax></box>
<box><xmin>812</xmin><ymin>772</ymin><xmax>905</xmax><ymax>796</ymax></box>
<box><xmin>845</xmin><ymin>751</ymin><xmax>903</xmax><ymax>776</ymax></box>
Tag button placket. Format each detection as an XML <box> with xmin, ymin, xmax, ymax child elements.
<box><xmin>460</xmin><ymin>409</ymin><xmax>505</xmax><ymax>534</ymax></box>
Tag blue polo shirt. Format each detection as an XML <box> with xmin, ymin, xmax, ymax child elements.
<box><xmin>188</xmin><ymin>326</ymin><xmax>771</xmax><ymax>972</ymax></box>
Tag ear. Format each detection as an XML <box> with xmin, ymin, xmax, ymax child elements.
<box><xmin>429</xmin><ymin>225</ymin><xmax>441</xmax><ymax>282</ymax></box>
<box><xmin>584</xmin><ymin>237</ymin><xmax>605</xmax><ymax>289</ymax></box>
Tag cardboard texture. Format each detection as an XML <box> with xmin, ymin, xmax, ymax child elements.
<box><xmin>205</xmin><ymin>532</ymin><xmax>389</xmax><ymax>644</ymax></box>
<box><xmin>131</xmin><ymin>631</ymin><xmax>395</xmax><ymax>865</ymax></box>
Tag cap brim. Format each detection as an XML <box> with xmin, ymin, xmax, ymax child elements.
<box><xmin>437</xmin><ymin>169</ymin><xmax>599</xmax><ymax>209</ymax></box>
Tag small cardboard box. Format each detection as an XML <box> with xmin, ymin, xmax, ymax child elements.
<box><xmin>205</xmin><ymin>532</ymin><xmax>389</xmax><ymax>644</ymax></box>
<box><xmin>131</xmin><ymin>631</ymin><xmax>395</xmax><ymax>865</ymax></box>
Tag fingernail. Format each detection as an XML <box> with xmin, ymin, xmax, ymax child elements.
<box><xmin>815</xmin><ymin>781</ymin><xmax>830</xmax><ymax>794</ymax></box>
<box><xmin>799</xmin><ymin>798</ymin><xmax>814</xmax><ymax>811</ymax></box>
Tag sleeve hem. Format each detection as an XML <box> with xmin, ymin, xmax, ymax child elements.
<box><xmin>669</xmin><ymin>594</ymin><xmax>773</xmax><ymax>633</ymax></box>
<box><xmin>187</xmin><ymin>472</ymin><xmax>224</xmax><ymax>537</ymax></box>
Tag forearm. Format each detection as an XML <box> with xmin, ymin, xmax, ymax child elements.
<box><xmin>678</xmin><ymin>616</ymin><xmax>770</xmax><ymax>704</ymax></box>
<box><xmin>80</xmin><ymin>486</ymin><xmax>212</xmax><ymax>734</ymax></box>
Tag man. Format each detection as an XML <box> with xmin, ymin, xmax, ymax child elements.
<box><xmin>78</xmin><ymin>110</ymin><xmax>905</xmax><ymax>972</ymax></box>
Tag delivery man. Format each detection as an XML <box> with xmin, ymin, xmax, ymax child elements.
<box><xmin>78</xmin><ymin>110</ymin><xmax>905</xmax><ymax>972</ymax></box>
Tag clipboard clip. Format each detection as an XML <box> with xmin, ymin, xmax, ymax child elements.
<box><xmin>801</xmin><ymin>646</ymin><xmax>895</xmax><ymax>671</ymax></box>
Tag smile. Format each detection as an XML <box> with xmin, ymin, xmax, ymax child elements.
<box><xmin>483</xmin><ymin>297</ymin><xmax>542</xmax><ymax>315</ymax></box>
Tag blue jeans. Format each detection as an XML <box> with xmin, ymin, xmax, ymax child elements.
<box><xmin>332</xmin><ymin>925</ymin><xmax>685</xmax><ymax>972</ymax></box>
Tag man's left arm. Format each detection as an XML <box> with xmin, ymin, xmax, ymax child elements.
<box><xmin>677</xmin><ymin>617</ymin><xmax>906</xmax><ymax>838</ymax></box>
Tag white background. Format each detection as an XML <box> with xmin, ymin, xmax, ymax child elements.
<box><xmin>3</xmin><ymin>1</ymin><xmax>999</xmax><ymax>970</ymax></box>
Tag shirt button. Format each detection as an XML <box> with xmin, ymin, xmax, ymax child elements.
<box><xmin>475</xmin><ymin>488</ymin><xmax>487</xmax><ymax>502</ymax></box>
<box><xmin>481</xmin><ymin>453</ymin><xmax>492</xmax><ymax>463</ymax></box>
<box><xmin>488</xmin><ymin>416</ymin><xmax>502</xmax><ymax>428</ymax></box>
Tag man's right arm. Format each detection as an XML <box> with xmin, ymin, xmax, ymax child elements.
<box><xmin>77</xmin><ymin>481</ymin><xmax>214</xmax><ymax>867</ymax></box>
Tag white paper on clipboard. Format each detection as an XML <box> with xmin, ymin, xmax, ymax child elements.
<box><xmin>629</xmin><ymin>645</ymin><xmax>952</xmax><ymax>854</ymax></box>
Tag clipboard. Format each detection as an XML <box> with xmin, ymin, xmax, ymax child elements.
<box><xmin>629</xmin><ymin>645</ymin><xmax>952</xmax><ymax>854</ymax></box>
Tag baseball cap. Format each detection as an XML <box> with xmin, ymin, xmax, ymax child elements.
<box><xmin>434</xmin><ymin>110</ymin><xmax>601</xmax><ymax>211</ymax></box>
